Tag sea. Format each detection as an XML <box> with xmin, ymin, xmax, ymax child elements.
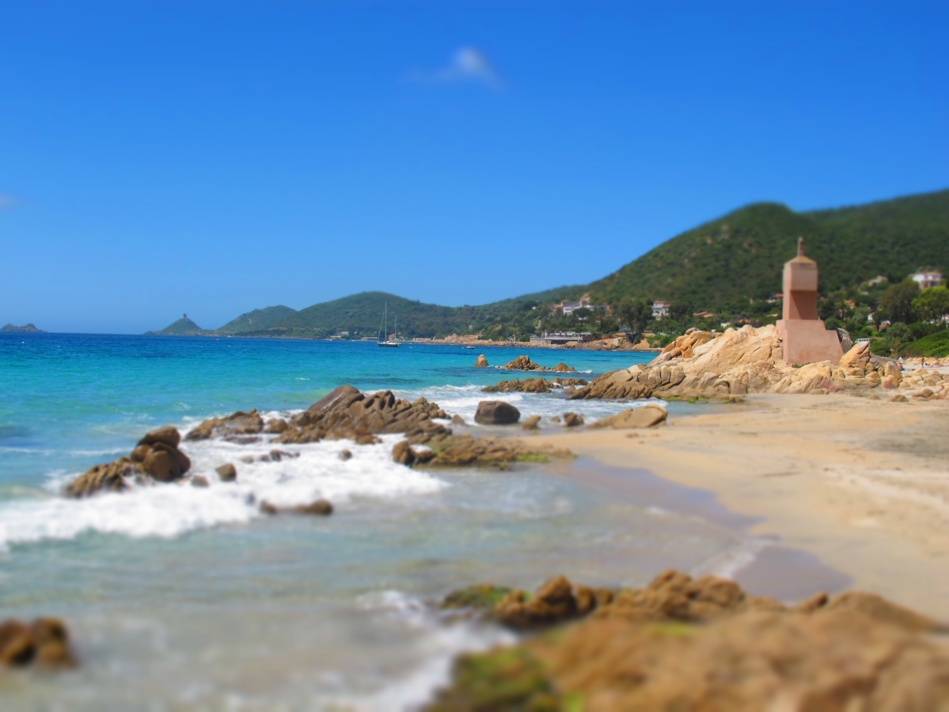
<box><xmin>0</xmin><ymin>333</ymin><xmax>800</xmax><ymax>710</ymax></box>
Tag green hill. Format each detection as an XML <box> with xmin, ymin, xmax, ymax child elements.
<box><xmin>589</xmin><ymin>190</ymin><xmax>949</xmax><ymax>310</ymax></box>
<box><xmin>147</xmin><ymin>189</ymin><xmax>948</xmax><ymax>339</ymax></box>
<box><xmin>147</xmin><ymin>314</ymin><xmax>211</xmax><ymax>336</ymax></box>
<box><xmin>217</xmin><ymin>305</ymin><xmax>298</xmax><ymax>335</ymax></box>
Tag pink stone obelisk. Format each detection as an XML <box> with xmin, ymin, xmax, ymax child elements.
<box><xmin>775</xmin><ymin>238</ymin><xmax>843</xmax><ymax>365</ymax></box>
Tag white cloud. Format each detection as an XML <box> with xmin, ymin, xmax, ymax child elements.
<box><xmin>412</xmin><ymin>46</ymin><xmax>503</xmax><ymax>89</ymax></box>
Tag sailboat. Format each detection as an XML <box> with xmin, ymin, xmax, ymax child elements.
<box><xmin>378</xmin><ymin>301</ymin><xmax>400</xmax><ymax>347</ymax></box>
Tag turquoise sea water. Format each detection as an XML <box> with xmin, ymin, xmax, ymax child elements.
<box><xmin>0</xmin><ymin>334</ymin><xmax>764</xmax><ymax>710</ymax></box>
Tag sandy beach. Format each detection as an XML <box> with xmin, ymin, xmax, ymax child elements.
<box><xmin>527</xmin><ymin>393</ymin><xmax>949</xmax><ymax>619</ymax></box>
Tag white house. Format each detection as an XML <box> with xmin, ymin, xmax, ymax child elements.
<box><xmin>652</xmin><ymin>300</ymin><xmax>671</xmax><ymax>320</ymax></box>
<box><xmin>911</xmin><ymin>269</ymin><xmax>944</xmax><ymax>290</ymax></box>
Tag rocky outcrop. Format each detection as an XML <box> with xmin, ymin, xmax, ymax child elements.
<box><xmin>0</xmin><ymin>618</ymin><xmax>76</xmax><ymax>668</ymax></box>
<box><xmin>277</xmin><ymin>385</ymin><xmax>449</xmax><ymax>444</ymax></box>
<box><xmin>66</xmin><ymin>426</ymin><xmax>191</xmax><ymax>497</ymax></box>
<box><xmin>402</xmin><ymin>433</ymin><xmax>571</xmax><ymax>469</ymax></box>
<box><xmin>592</xmin><ymin>404</ymin><xmax>668</xmax><ymax>429</ymax></box>
<box><xmin>483</xmin><ymin>377</ymin><xmax>589</xmax><ymax>393</ymax></box>
<box><xmin>475</xmin><ymin>354</ymin><xmax>489</xmax><ymax>368</ymax></box>
<box><xmin>474</xmin><ymin>400</ymin><xmax>521</xmax><ymax>425</ymax></box>
<box><xmin>571</xmin><ymin>325</ymin><xmax>949</xmax><ymax>401</ymax></box>
<box><xmin>186</xmin><ymin>410</ymin><xmax>264</xmax><ymax>441</ymax></box>
<box><xmin>562</xmin><ymin>412</ymin><xmax>584</xmax><ymax>427</ymax></box>
<box><xmin>502</xmin><ymin>355</ymin><xmax>576</xmax><ymax>372</ymax></box>
<box><xmin>429</xmin><ymin>570</ymin><xmax>949</xmax><ymax>712</ymax></box>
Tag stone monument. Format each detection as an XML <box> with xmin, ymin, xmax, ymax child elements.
<box><xmin>775</xmin><ymin>238</ymin><xmax>843</xmax><ymax>365</ymax></box>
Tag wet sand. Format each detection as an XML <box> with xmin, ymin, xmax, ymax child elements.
<box><xmin>529</xmin><ymin>393</ymin><xmax>949</xmax><ymax>619</ymax></box>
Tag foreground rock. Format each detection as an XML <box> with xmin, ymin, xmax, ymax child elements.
<box><xmin>277</xmin><ymin>385</ymin><xmax>449</xmax><ymax>444</ymax></box>
<box><xmin>592</xmin><ymin>404</ymin><xmax>668</xmax><ymax>429</ymax></box>
<box><xmin>66</xmin><ymin>426</ymin><xmax>191</xmax><ymax>497</ymax></box>
<box><xmin>186</xmin><ymin>410</ymin><xmax>264</xmax><ymax>441</ymax></box>
<box><xmin>429</xmin><ymin>570</ymin><xmax>949</xmax><ymax>711</ymax></box>
<box><xmin>572</xmin><ymin>325</ymin><xmax>949</xmax><ymax>401</ymax></box>
<box><xmin>0</xmin><ymin>618</ymin><xmax>76</xmax><ymax>668</ymax></box>
<box><xmin>474</xmin><ymin>400</ymin><xmax>521</xmax><ymax>425</ymax></box>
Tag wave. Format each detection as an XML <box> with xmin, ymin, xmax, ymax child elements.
<box><xmin>0</xmin><ymin>434</ymin><xmax>447</xmax><ymax>552</ymax></box>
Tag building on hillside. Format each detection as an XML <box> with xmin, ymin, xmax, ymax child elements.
<box><xmin>651</xmin><ymin>300</ymin><xmax>671</xmax><ymax>320</ymax></box>
<box><xmin>536</xmin><ymin>331</ymin><xmax>594</xmax><ymax>345</ymax></box>
<box><xmin>554</xmin><ymin>293</ymin><xmax>606</xmax><ymax>318</ymax></box>
<box><xmin>911</xmin><ymin>269</ymin><xmax>944</xmax><ymax>290</ymax></box>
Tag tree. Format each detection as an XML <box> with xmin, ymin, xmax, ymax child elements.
<box><xmin>616</xmin><ymin>298</ymin><xmax>652</xmax><ymax>336</ymax></box>
<box><xmin>913</xmin><ymin>286</ymin><xmax>949</xmax><ymax>322</ymax></box>
<box><xmin>878</xmin><ymin>280</ymin><xmax>919</xmax><ymax>325</ymax></box>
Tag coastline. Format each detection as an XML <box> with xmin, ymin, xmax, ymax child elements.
<box><xmin>524</xmin><ymin>393</ymin><xmax>949</xmax><ymax>619</ymax></box>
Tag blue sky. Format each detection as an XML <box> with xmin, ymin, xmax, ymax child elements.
<box><xmin>2</xmin><ymin>1</ymin><xmax>947</xmax><ymax>333</ymax></box>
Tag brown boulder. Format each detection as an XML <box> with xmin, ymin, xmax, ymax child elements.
<box><xmin>338</xmin><ymin>449</ymin><xmax>352</xmax><ymax>461</ymax></box>
<box><xmin>190</xmin><ymin>475</ymin><xmax>209</xmax><ymax>488</ymax></box>
<box><xmin>484</xmin><ymin>378</ymin><xmax>552</xmax><ymax>393</ymax></box>
<box><xmin>593</xmin><ymin>404</ymin><xmax>668</xmax><ymax>429</ymax></box>
<box><xmin>522</xmin><ymin>415</ymin><xmax>541</xmax><ymax>431</ymax></box>
<box><xmin>0</xmin><ymin>618</ymin><xmax>76</xmax><ymax>669</ymax></box>
<box><xmin>260</xmin><ymin>499</ymin><xmax>333</xmax><ymax>516</ymax></box>
<box><xmin>552</xmin><ymin>362</ymin><xmax>575</xmax><ymax>372</ymax></box>
<box><xmin>185</xmin><ymin>410</ymin><xmax>264</xmax><ymax>441</ymax></box>
<box><xmin>138</xmin><ymin>425</ymin><xmax>181</xmax><ymax>448</ymax></box>
<box><xmin>215</xmin><ymin>463</ymin><xmax>237</xmax><ymax>482</ymax></box>
<box><xmin>475</xmin><ymin>354</ymin><xmax>489</xmax><ymax>368</ymax></box>
<box><xmin>264</xmin><ymin>418</ymin><xmax>288</xmax><ymax>434</ymax></box>
<box><xmin>562</xmin><ymin>412</ymin><xmax>584</xmax><ymax>427</ymax></box>
<box><xmin>392</xmin><ymin>440</ymin><xmax>416</xmax><ymax>466</ymax></box>
<box><xmin>474</xmin><ymin>400</ymin><xmax>521</xmax><ymax>425</ymax></box>
<box><xmin>504</xmin><ymin>355</ymin><xmax>543</xmax><ymax>371</ymax></box>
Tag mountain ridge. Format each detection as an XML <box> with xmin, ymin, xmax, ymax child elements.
<box><xmin>148</xmin><ymin>188</ymin><xmax>949</xmax><ymax>339</ymax></box>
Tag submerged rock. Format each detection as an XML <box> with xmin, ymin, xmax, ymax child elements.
<box><xmin>408</xmin><ymin>433</ymin><xmax>570</xmax><ymax>469</ymax></box>
<box><xmin>259</xmin><ymin>499</ymin><xmax>333</xmax><ymax>516</ymax></box>
<box><xmin>0</xmin><ymin>618</ymin><xmax>76</xmax><ymax>669</ymax></box>
<box><xmin>66</xmin><ymin>426</ymin><xmax>191</xmax><ymax>497</ymax></box>
<box><xmin>475</xmin><ymin>354</ymin><xmax>489</xmax><ymax>368</ymax></box>
<box><xmin>474</xmin><ymin>400</ymin><xmax>521</xmax><ymax>425</ymax></box>
<box><xmin>562</xmin><ymin>412</ymin><xmax>584</xmax><ymax>428</ymax></box>
<box><xmin>185</xmin><ymin>410</ymin><xmax>264</xmax><ymax>441</ymax></box>
<box><xmin>521</xmin><ymin>415</ymin><xmax>542</xmax><ymax>431</ymax></box>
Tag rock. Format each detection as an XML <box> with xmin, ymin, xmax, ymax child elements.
<box><xmin>450</xmin><ymin>414</ymin><xmax>466</xmax><ymax>426</ymax></box>
<box><xmin>338</xmin><ymin>449</ymin><xmax>352</xmax><ymax>461</ymax></box>
<box><xmin>392</xmin><ymin>440</ymin><xmax>416</xmax><ymax>466</ymax></box>
<box><xmin>414</xmin><ymin>433</ymin><xmax>571</xmax><ymax>469</ymax></box>
<box><xmin>277</xmin><ymin>385</ymin><xmax>449</xmax><ymax>445</ymax></box>
<box><xmin>442</xmin><ymin>584</ymin><xmax>514</xmax><ymax>611</ymax></box>
<box><xmin>474</xmin><ymin>400</ymin><xmax>521</xmax><ymax>425</ymax></box>
<box><xmin>0</xmin><ymin>618</ymin><xmax>76</xmax><ymax>669</ymax></box>
<box><xmin>552</xmin><ymin>362</ymin><xmax>575</xmax><ymax>372</ymax></box>
<box><xmin>215</xmin><ymin>463</ymin><xmax>237</xmax><ymax>482</ymax></box>
<box><xmin>264</xmin><ymin>418</ymin><xmax>288</xmax><ymax>434</ymax></box>
<box><xmin>522</xmin><ymin>415</ymin><xmax>541</xmax><ymax>431</ymax></box>
<box><xmin>190</xmin><ymin>475</ymin><xmax>209</xmax><ymax>488</ymax></box>
<box><xmin>839</xmin><ymin>341</ymin><xmax>871</xmax><ymax>369</ymax></box>
<box><xmin>427</xmin><ymin>571</ymin><xmax>949</xmax><ymax>712</ymax></box>
<box><xmin>593</xmin><ymin>404</ymin><xmax>668</xmax><ymax>429</ymax></box>
<box><xmin>475</xmin><ymin>354</ymin><xmax>489</xmax><ymax>368</ymax></box>
<box><xmin>484</xmin><ymin>378</ymin><xmax>553</xmax><ymax>393</ymax></box>
<box><xmin>185</xmin><ymin>410</ymin><xmax>264</xmax><ymax>441</ymax></box>
<box><xmin>562</xmin><ymin>412</ymin><xmax>584</xmax><ymax>428</ymax></box>
<box><xmin>66</xmin><ymin>426</ymin><xmax>191</xmax><ymax>497</ymax></box>
<box><xmin>260</xmin><ymin>499</ymin><xmax>333</xmax><ymax>516</ymax></box>
<box><xmin>504</xmin><ymin>355</ymin><xmax>543</xmax><ymax>371</ymax></box>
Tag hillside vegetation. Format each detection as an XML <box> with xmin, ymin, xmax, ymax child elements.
<box><xmin>149</xmin><ymin>189</ymin><xmax>948</xmax><ymax>341</ymax></box>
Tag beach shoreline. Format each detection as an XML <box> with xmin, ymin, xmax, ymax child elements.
<box><xmin>523</xmin><ymin>393</ymin><xmax>949</xmax><ymax>619</ymax></box>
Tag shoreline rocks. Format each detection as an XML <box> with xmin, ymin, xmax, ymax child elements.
<box><xmin>186</xmin><ymin>410</ymin><xmax>264</xmax><ymax>441</ymax></box>
<box><xmin>429</xmin><ymin>570</ymin><xmax>949</xmax><ymax>711</ymax></box>
<box><xmin>592</xmin><ymin>404</ymin><xmax>668</xmax><ymax>429</ymax></box>
<box><xmin>474</xmin><ymin>400</ymin><xmax>521</xmax><ymax>425</ymax></box>
<box><xmin>0</xmin><ymin>618</ymin><xmax>76</xmax><ymax>669</ymax></box>
<box><xmin>483</xmin><ymin>376</ymin><xmax>589</xmax><ymax>394</ymax></box>
<box><xmin>502</xmin><ymin>355</ymin><xmax>577</xmax><ymax>373</ymax></box>
<box><xmin>571</xmin><ymin>325</ymin><xmax>949</xmax><ymax>401</ymax></box>
<box><xmin>66</xmin><ymin>426</ymin><xmax>191</xmax><ymax>497</ymax></box>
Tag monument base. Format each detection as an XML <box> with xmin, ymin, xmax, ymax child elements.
<box><xmin>776</xmin><ymin>319</ymin><xmax>843</xmax><ymax>366</ymax></box>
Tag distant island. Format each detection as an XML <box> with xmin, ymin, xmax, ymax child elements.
<box><xmin>149</xmin><ymin>188</ymin><xmax>948</xmax><ymax>356</ymax></box>
<box><xmin>2</xmin><ymin>323</ymin><xmax>45</xmax><ymax>334</ymax></box>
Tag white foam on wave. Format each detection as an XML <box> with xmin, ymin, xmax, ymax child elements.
<box><xmin>0</xmin><ymin>432</ymin><xmax>447</xmax><ymax>553</ymax></box>
<box><xmin>402</xmin><ymin>383</ymin><xmax>665</xmax><ymax>425</ymax></box>
<box><xmin>348</xmin><ymin>590</ymin><xmax>515</xmax><ymax>712</ymax></box>
<box><xmin>698</xmin><ymin>536</ymin><xmax>773</xmax><ymax>579</ymax></box>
